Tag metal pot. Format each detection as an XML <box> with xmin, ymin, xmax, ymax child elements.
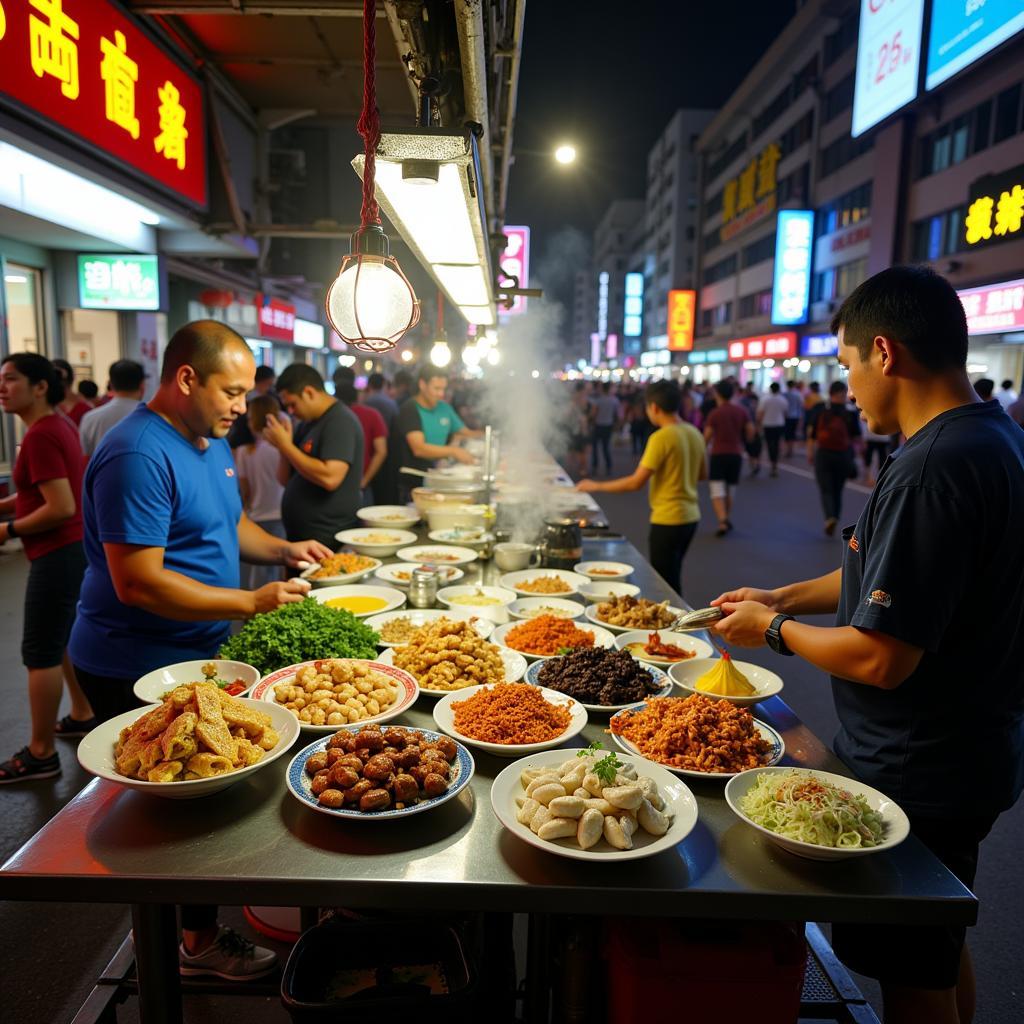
<box><xmin>538</xmin><ymin>517</ymin><xmax>583</xmax><ymax>569</ymax></box>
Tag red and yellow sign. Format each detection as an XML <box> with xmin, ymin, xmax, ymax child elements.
<box><xmin>727</xmin><ymin>332</ymin><xmax>797</xmax><ymax>361</ymax></box>
<box><xmin>720</xmin><ymin>142</ymin><xmax>780</xmax><ymax>241</ymax></box>
<box><xmin>667</xmin><ymin>289</ymin><xmax>696</xmax><ymax>351</ymax></box>
<box><xmin>0</xmin><ymin>0</ymin><xmax>206</xmax><ymax>207</ymax></box>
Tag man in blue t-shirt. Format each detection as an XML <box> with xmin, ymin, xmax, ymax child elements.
<box><xmin>710</xmin><ymin>266</ymin><xmax>1024</xmax><ymax>1024</ymax></box>
<box><xmin>395</xmin><ymin>366</ymin><xmax>482</xmax><ymax>496</ymax></box>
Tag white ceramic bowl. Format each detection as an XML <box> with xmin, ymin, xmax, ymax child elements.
<box><xmin>725</xmin><ymin>766</ymin><xmax>910</xmax><ymax>861</ymax></box>
<box><xmin>374</xmin><ymin>563</ymin><xmax>465</xmax><ymax>589</ymax></box>
<box><xmin>77</xmin><ymin>699</ymin><xmax>300</xmax><ymax>799</ymax></box>
<box><xmin>377</xmin><ymin>644</ymin><xmax>528</xmax><ymax>693</ymax></box>
<box><xmin>251</xmin><ymin>658</ymin><xmax>419</xmax><ymax>733</ymax></box>
<box><xmin>437</xmin><ymin>584</ymin><xmax>518</xmax><ymax>610</ymax></box>
<box><xmin>334</xmin><ymin>528</ymin><xmax>419</xmax><ymax>557</ymax></box>
<box><xmin>356</xmin><ymin>505</ymin><xmax>420</xmax><ymax>529</ymax></box>
<box><xmin>507</xmin><ymin>597</ymin><xmax>584</xmax><ymax>620</ymax></box>
<box><xmin>396</xmin><ymin>544</ymin><xmax>479</xmax><ymax>566</ymax></box>
<box><xmin>300</xmin><ymin>555</ymin><xmax>382</xmax><ymax>587</ymax></box>
<box><xmin>133</xmin><ymin>659</ymin><xmax>262</xmax><ymax>704</ymax></box>
<box><xmin>364</xmin><ymin>608</ymin><xmax>495</xmax><ymax>648</ymax></box>
<box><xmin>490</xmin><ymin>748</ymin><xmax>699</xmax><ymax>861</ymax></box>
<box><xmin>614</xmin><ymin>630</ymin><xmax>715</xmax><ymax>667</ymax></box>
<box><xmin>609</xmin><ymin>701</ymin><xmax>785</xmax><ymax>780</ymax></box>
<box><xmin>577</xmin><ymin>581</ymin><xmax>641</xmax><ymax>602</ymax></box>
<box><xmin>427</xmin><ymin>528</ymin><xmax>494</xmax><ymax>551</ymax></box>
<box><xmin>309</xmin><ymin>584</ymin><xmax>406</xmax><ymax>618</ymax></box>
<box><xmin>490</xmin><ymin>620</ymin><xmax>616</xmax><ymax>662</ymax></box>
<box><xmin>425</xmin><ymin>505</ymin><xmax>490</xmax><ymax>532</ymax></box>
<box><xmin>573</xmin><ymin>560</ymin><xmax>635</xmax><ymax>581</ymax></box>
<box><xmin>498</xmin><ymin>569</ymin><xmax>591</xmax><ymax>598</ymax></box>
<box><xmin>432</xmin><ymin>683</ymin><xmax>588</xmax><ymax>757</ymax></box>
<box><xmin>584</xmin><ymin>602</ymin><xmax>685</xmax><ymax>635</ymax></box>
<box><xmin>669</xmin><ymin>658</ymin><xmax>784</xmax><ymax>707</ymax></box>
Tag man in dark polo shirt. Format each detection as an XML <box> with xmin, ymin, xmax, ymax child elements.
<box><xmin>709</xmin><ymin>266</ymin><xmax>1024</xmax><ymax>1024</ymax></box>
<box><xmin>265</xmin><ymin>363</ymin><xmax>364</xmax><ymax>548</ymax></box>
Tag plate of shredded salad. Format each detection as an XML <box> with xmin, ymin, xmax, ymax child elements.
<box><xmin>725</xmin><ymin>766</ymin><xmax>910</xmax><ymax>861</ymax></box>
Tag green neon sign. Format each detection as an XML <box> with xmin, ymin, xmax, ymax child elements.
<box><xmin>77</xmin><ymin>254</ymin><xmax>160</xmax><ymax>311</ymax></box>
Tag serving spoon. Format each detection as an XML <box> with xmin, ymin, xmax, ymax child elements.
<box><xmin>665</xmin><ymin>606</ymin><xmax>725</xmax><ymax>633</ymax></box>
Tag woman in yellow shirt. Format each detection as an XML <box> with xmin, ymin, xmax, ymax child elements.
<box><xmin>577</xmin><ymin>380</ymin><xmax>706</xmax><ymax>596</ymax></box>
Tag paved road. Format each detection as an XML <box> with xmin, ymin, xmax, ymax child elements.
<box><xmin>0</xmin><ymin>439</ymin><xmax>1020</xmax><ymax>1022</ymax></box>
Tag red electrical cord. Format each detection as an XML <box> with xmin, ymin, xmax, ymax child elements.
<box><xmin>358</xmin><ymin>0</ymin><xmax>382</xmax><ymax>228</ymax></box>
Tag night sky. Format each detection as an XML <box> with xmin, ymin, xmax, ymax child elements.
<box><xmin>505</xmin><ymin>0</ymin><xmax>796</xmax><ymax>281</ymax></box>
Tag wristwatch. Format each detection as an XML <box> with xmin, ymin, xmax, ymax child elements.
<box><xmin>5</xmin><ymin>520</ymin><xmax>17</xmax><ymax>539</ymax></box>
<box><xmin>765</xmin><ymin>613</ymin><xmax>795</xmax><ymax>656</ymax></box>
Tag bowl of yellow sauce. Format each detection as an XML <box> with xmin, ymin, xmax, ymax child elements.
<box><xmin>437</xmin><ymin>584</ymin><xmax>517</xmax><ymax>610</ymax></box>
<box><xmin>310</xmin><ymin>585</ymin><xmax>406</xmax><ymax>618</ymax></box>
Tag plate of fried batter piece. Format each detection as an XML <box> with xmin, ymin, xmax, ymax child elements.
<box><xmin>286</xmin><ymin>723</ymin><xmax>475</xmax><ymax>819</ymax></box>
<box><xmin>77</xmin><ymin>682</ymin><xmax>300</xmax><ymax>798</ymax></box>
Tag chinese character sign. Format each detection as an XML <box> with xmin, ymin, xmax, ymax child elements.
<box><xmin>667</xmin><ymin>290</ymin><xmax>696</xmax><ymax>351</ymax></box>
<box><xmin>719</xmin><ymin>142</ymin><xmax>780</xmax><ymax>241</ymax></box>
<box><xmin>728</xmin><ymin>332</ymin><xmax>797</xmax><ymax>361</ymax></box>
<box><xmin>0</xmin><ymin>0</ymin><xmax>206</xmax><ymax>206</ymax></box>
<box><xmin>965</xmin><ymin>166</ymin><xmax>1024</xmax><ymax>249</ymax></box>
<box><xmin>500</xmin><ymin>225</ymin><xmax>530</xmax><ymax>316</ymax></box>
<box><xmin>624</xmin><ymin>272</ymin><xmax>644</xmax><ymax>337</ymax></box>
<box><xmin>77</xmin><ymin>254</ymin><xmax>159</xmax><ymax>310</ymax></box>
<box><xmin>957</xmin><ymin>278</ymin><xmax>1024</xmax><ymax>336</ymax></box>
<box><xmin>255</xmin><ymin>294</ymin><xmax>296</xmax><ymax>343</ymax></box>
<box><xmin>771</xmin><ymin>210</ymin><xmax>814</xmax><ymax>325</ymax></box>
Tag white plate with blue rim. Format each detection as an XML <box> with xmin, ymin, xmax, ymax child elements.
<box><xmin>285</xmin><ymin>725</ymin><xmax>475</xmax><ymax>820</ymax></box>
<box><xmin>524</xmin><ymin>657</ymin><xmax>673</xmax><ymax>713</ymax></box>
<box><xmin>608</xmin><ymin>700</ymin><xmax>785</xmax><ymax>780</ymax></box>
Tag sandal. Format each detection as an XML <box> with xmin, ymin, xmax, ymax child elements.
<box><xmin>715</xmin><ymin>524</ymin><xmax>729</xmax><ymax>537</ymax></box>
<box><xmin>0</xmin><ymin>746</ymin><xmax>61</xmax><ymax>783</ymax></box>
<box><xmin>55</xmin><ymin>713</ymin><xmax>99</xmax><ymax>739</ymax></box>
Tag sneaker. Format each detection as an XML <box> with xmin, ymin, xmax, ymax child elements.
<box><xmin>824</xmin><ymin>517</ymin><xmax>838</xmax><ymax>536</ymax></box>
<box><xmin>0</xmin><ymin>746</ymin><xmax>61</xmax><ymax>783</ymax></box>
<box><xmin>55</xmin><ymin>713</ymin><xmax>99</xmax><ymax>739</ymax></box>
<box><xmin>179</xmin><ymin>926</ymin><xmax>277</xmax><ymax>981</ymax></box>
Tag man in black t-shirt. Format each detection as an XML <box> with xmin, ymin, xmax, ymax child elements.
<box><xmin>710</xmin><ymin>266</ymin><xmax>1024</xmax><ymax>1024</ymax></box>
<box><xmin>806</xmin><ymin>380</ymin><xmax>862</xmax><ymax>535</ymax></box>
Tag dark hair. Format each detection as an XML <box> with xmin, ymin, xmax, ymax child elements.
<box><xmin>367</xmin><ymin>372</ymin><xmax>386</xmax><ymax>390</ymax></box>
<box><xmin>715</xmin><ymin>380</ymin><xmax>734</xmax><ymax>401</ymax></box>
<box><xmin>109</xmin><ymin>359</ymin><xmax>145</xmax><ymax>392</ymax></box>
<box><xmin>974</xmin><ymin>377</ymin><xmax>995</xmax><ymax>400</ymax></box>
<box><xmin>277</xmin><ymin>362</ymin><xmax>326</xmax><ymax>395</ymax></box>
<box><xmin>337</xmin><ymin>382</ymin><xmax>359</xmax><ymax>406</ymax></box>
<box><xmin>769</xmin><ymin>382</ymin><xmax>781</xmax><ymax>393</ymax></box>
<box><xmin>52</xmin><ymin>357</ymin><xmax>74</xmax><ymax>386</ymax></box>
<box><xmin>333</xmin><ymin>365</ymin><xmax>356</xmax><ymax>388</ymax></box>
<box><xmin>1001</xmin><ymin>379</ymin><xmax>1014</xmax><ymax>390</ymax></box>
<box><xmin>254</xmin><ymin>365</ymin><xmax>275</xmax><ymax>384</ymax></box>
<box><xmin>829</xmin><ymin>380</ymin><xmax>848</xmax><ymax>397</ymax></box>
<box><xmin>417</xmin><ymin>364</ymin><xmax>447</xmax><ymax>385</ymax></box>
<box><xmin>645</xmin><ymin>379</ymin><xmax>680</xmax><ymax>414</ymax></box>
<box><xmin>601</xmin><ymin>381</ymin><xmax>611</xmax><ymax>393</ymax></box>
<box><xmin>809</xmin><ymin>381</ymin><xmax>821</xmax><ymax>392</ymax></box>
<box><xmin>161</xmin><ymin>320</ymin><xmax>248</xmax><ymax>383</ymax></box>
<box><xmin>78</xmin><ymin>380</ymin><xmax>99</xmax><ymax>399</ymax></box>
<box><xmin>393</xmin><ymin>369</ymin><xmax>413</xmax><ymax>389</ymax></box>
<box><xmin>247</xmin><ymin>393</ymin><xmax>280</xmax><ymax>429</ymax></box>
<box><xmin>3</xmin><ymin>353</ymin><xmax>65</xmax><ymax>405</ymax></box>
<box><xmin>830</xmin><ymin>265</ymin><xmax>967</xmax><ymax>372</ymax></box>
<box><xmin>787</xmin><ymin>379</ymin><xmax>797</xmax><ymax>388</ymax></box>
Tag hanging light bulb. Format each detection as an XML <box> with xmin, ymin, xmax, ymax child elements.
<box><xmin>325</xmin><ymin>0</ymin><xmax>419</xmax><ymax>353</ymax></box>
<box><xmin>400</xmin><ymin>348</ymin><xmax>415</xmax><ymax>362</ymax></box>
<box><xmin>430</xmin><ymin>339</ymin><xmax>452</xmax><ymax>367</ymax></box>
<box><xmin>462</xmin><ymin>343</ymin><xmax>481</xmax><ymax>367</ymax></box>
<box><xmin>487</xmin><ymin>348</ymin><xmax>501</xmax><ymax>366</ymax></box>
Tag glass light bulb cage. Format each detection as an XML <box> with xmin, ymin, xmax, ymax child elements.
<box><xmin>325</xmin><ymin>226</ymin><xmax>421</xmax><ymax>354</ymax></box>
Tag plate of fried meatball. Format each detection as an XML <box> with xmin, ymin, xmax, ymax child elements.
<box><xmin>286</xmin><ymin>723</ymin><xmax>475</xmax><ymax>819</ymax></box>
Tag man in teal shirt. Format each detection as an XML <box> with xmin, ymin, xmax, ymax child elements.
<box><xmin>395</xmin><ymin>367</ymin><xmax>481</xmax><ymax>496</ymax></box>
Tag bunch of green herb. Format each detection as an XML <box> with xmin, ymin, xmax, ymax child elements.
<box><xmin>576</xmin><ymin>741</ymin><xmax>623</xmax><ymax>784</ymax></box>
<box><xmin>218</xmin><ymin>597</ymin><xmax>380</xmax><ymax>675</ymax></box>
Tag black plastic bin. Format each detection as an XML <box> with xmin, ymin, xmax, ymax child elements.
<box><xmin>281</xmin><ymin>916</ymin><xmax>478</xmax><ymax>1023</ymax></box>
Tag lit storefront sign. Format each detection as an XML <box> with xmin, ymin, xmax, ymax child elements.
<box><xmin>294</xmin><ymin>318</ymin><xmax>326</xmax><ymax>349</ymax></box>
<box><xmin>500</xmin><ymin>226</ymin><xmax>530</xmax><ymax>315</ymax></box>
<box><xmin>728</xmin><ymin>331</ymin><xmax>797</xmax><ymax>361</ymax></box>
<box><xmin>851</xmin><ymin>0</ymin><xmax>926</xmax><ymax>138</ymax></box>
<box><xmin>624</xmin><ymin>272</ymin><xmax>644</xmax><ymax>337</ymax></box>
<box><xmin>590</xmin><ymin>332</ymin><xmax>602</xmax><ymax>366</ymax></box>
<box><xmin>640</xmin><ymin>349</ymin><xmax>672</xmax><ymax>367</ymax></box>
<box><xmin>771</xmin><ymin>210</ymin><xmax>814</xmax><ymax>325</ymax></box>
<box><xmin>77</xmin><ymin>253</ymin><xmax>159</xmax><ymax>310</ymax></box>
<box><xmin>800</xmin><ymin>333</ymin><xmax>839</xmax><ymax>357</ymax></box>
<box><xmin>926</xmin><ymin>0</ymin><xmax>1024</xmax><ymax>91</ymax></box>
<box><xmin>597</xmin><ymin>271</ymin><xmax>609</xmax><ymax>341</ymax></box>
<box><xmin>256</xmin><ymin>294</ymin><xmax>296</xmax><ymax>343</ymax></box>
<box><xmin>667</xmin><ymin>289</ymin><xmax>696</xmax><ymax>351</ymax></box>
<box><xmin>0</xmin><ymin>0</ymin><xmax>207</xmax><ymax>207</ymax></box>
<box><xmin>957</xmin><ymin>278</ymin><xmax>1024</xmax><ymax>336</ymax></box>
<box><xmin>721</xmin><ymin>143</ymin><xmax>780</xmax><ymax>241</ymax></box>
<box><xmin>606</xmin><ymin>333</ymin><xmax>619</xmax><ymax>359</ymax></box>
<box><xmin>964</xmin><ymin>165</ymin><xmax>1024</xmax><ymax>248</ymax></box>
<box><xmin>688</xmin><ymin>349</ymin><xmax>729</xmax><ymax>364</ymax></box>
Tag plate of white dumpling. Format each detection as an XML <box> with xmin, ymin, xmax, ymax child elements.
<box><xmin>489</xmin><ymin>746</ymin><xmax>699</xmax><ymax>861</ymax></box>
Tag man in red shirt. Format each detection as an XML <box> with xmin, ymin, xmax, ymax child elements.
<box><xmin>703</xmin><ymin>380</ymin><xmax>754</xmax><ymax>536</ymax></box>
<box><xmin>333</xmin><ymin>368</ymin><xmax>388</xmax><ymax>502</ymax></box>
<box><xmin>0</xmin><ymin>353</ymin><xmax>96</xmax><ymax>781</ymax></box>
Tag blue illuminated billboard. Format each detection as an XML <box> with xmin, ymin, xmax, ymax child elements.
<box><xmin>926</xmin><ymin>0</ymin><xmax>1024</xmax><ymax>91</ymax></box>
<box><xmin>771</xmin><ymin>210</ymin><xmax>814</xmax><ymax>326</ymax></box>
<box><xmin>624</xmin><ymin>272</ymin><xmax>644</xmax><ymax>337</ymax></box>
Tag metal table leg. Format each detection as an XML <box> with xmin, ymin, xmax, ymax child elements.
<box><xmin>131</xmin><ymin>904</ymin><xmax>182</xmax><ymax>1024</ymax></box>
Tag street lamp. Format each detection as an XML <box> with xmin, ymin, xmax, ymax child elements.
<box><xmin>554</xmin><ymin>143</ymin><xmax>577</xmax><ymax>165</ymax></box>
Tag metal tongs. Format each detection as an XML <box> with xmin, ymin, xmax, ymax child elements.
<box><xmin>666</xmin><ymin>605</ymin><xmax>725</xmax><ymax>633</ymax></box>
